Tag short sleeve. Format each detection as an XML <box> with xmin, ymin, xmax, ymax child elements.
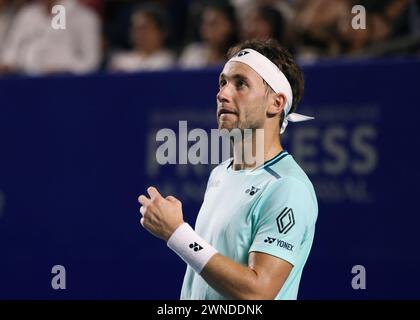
<box><xmin>249</xmin><ymin>177</ymin><xmax>316</xmax><ymax>266</ymax></box>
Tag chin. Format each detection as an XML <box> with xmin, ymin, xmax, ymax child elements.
<box><xmin>218</xmin><ymin>121</ymin><xmax>238</xmax><ymax>132</ymax></box>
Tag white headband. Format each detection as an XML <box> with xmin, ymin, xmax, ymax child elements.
<box><xmin>228</xmin><ymin>48</ymin><xmax>313</xmax><ymax>133</ymax></box>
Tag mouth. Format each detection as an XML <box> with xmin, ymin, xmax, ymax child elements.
<box><xmin>218</xmin><ymin>108</ymin><xmax>238</xmax><ymax>118</ymax></box>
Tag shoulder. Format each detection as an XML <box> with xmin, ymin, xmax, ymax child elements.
<box><xmin>262</xmin><ymin>176</ymin><xmax>314</xmax><ymax>204</ymax></box>
<box><xmin>154</xmin><ymin>50</ymin><xmax>176</xmax><ymax>65</ymax></box>
<box><xmin>109</xmin><ymin>51</ymin><xmax>139</xmax><ymax>70</ymax></box>
<box><xmin>264</xmin><ymin>153</ymin><xmax>316</xmax><ymax>197</ymax></box>
<box><xmin>179</xmin><ymin>43</ymin><xmax>209</xmax><ymax>68</ymax></box>
<box><xmin>208</xmin><ymin>158</ymin><xmax>232</xmax><ymax>178</ymax></box>
<box><xmin>15</xmin><ymin>3</ymin><xmax>42</xmax><ymax>21</ymax></box>
<box><xmin>254</xmin><ymin>176</ymin><xmax>318</xmax><ymax>225</ymax></box>
<box><xmin>182</xmin><ymin>43</ymin><xmax>208</xmax><ymax>55</ymax></box>
<box><xmin>67</xmin><ymin>1</ymin><xmax>100</xmax><ymax>26</ymax></box>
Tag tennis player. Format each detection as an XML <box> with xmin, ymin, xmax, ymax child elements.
<box><xmin>138</xmin><ymin>39</ymin><xmax>318</xmax><ymax>300</ymax></box>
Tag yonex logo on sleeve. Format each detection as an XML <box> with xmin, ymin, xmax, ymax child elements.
<box><xmin>189</xmin><ymin>242</ymin><xmax>203</xmax><ymax>252</ymax></box>
<box><xmin>276</xmin><ymin>207</ymin><xmax>295</xmax><ymax>235</ymax></box>
<box><xmin>263</xmin><ymin>237</ymin><xmax>294</xmax><ymax>251</ymax></box>
<box><xmin>264</xmin><ymin>237</ymin><xmax>276</xmax><ymax>244</ymax></box>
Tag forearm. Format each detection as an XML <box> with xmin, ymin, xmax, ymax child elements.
<box><xmin>200</xmin><ymin>254</ymin><xmax>272</xmax><ymax>300</ymax></box>
<box><xmin>166</xmin><ymin>223</ymin><xmax>283</xmax><ymax>299</ymax></box>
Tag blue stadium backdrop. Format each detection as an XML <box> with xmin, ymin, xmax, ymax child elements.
<box><xmin>0</xmin><ymin>59</ymin><xmax>419</xmax><ymax>299</ymax></box>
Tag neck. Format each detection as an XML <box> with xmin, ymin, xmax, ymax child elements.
<box><xmin>232</xmin><ymin>127</ymin><xmax>282</xmax><ymax>171</ymax></box>
<box><xmin>137</xmin><ymin>46</ymin><xmax>161</xmax><ymax>57</ymax></box>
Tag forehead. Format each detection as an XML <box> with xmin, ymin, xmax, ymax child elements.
<box><xmin>220</xmin><ymin>61</ymin><xmax>262</xmax><ymax>82</ymax></box>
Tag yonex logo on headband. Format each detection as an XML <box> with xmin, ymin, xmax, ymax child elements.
<box><xmin>237</xmin><ymin>50</ymin><xmax>250</xmax><ymax>57</ymax></box>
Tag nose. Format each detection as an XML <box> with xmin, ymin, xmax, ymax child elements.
<box><xmin>217</xmin><ymin>84</ymin><xmax>232</xmax><ymax>104</ymax></box>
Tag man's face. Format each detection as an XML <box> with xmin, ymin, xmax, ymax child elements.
<box><xmin>217</xmin><ymin>62</ymin><xmax>270</xmax><ymax>131</ymax></box>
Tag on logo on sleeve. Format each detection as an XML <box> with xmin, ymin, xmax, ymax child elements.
<box><xmin>276</xmin><ymin>207</ymin><xmax>295</xmax><ymax>235</ymax></box>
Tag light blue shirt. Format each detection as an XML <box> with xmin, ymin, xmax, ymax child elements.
<box><xmin>180</xmin><ymin>150</ymin><xmax>318</xmax><ymax>300</ymax></box>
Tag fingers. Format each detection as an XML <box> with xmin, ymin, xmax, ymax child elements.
<box><xmin>138</xmin><ymin>195</ymin><xmax>151</xmax><ymax>206</ymax></box>
<box><xmin>165</xmin><ymin>195</ymin><xmax>178</xmax><ymax>203</ymax></box>
<box><xmin>138</xmin><ymin>187</ymin><xmax>165</xmax><ymax>220</ymax></box>
<box><xmin>147</xmin><ymin>186</ymin><xmax>162</xmax><ymax>200</ymax></box>
<box><xmin>140</xmin><ymin>217</ymin><xmax>145</xmax><ymax>227</ymax></box>
<box><xmin>139</xmin><ymin>206</ymin><xmax>146</xmax><ymax>216</ymax></box>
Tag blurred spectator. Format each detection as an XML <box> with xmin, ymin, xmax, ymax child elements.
<box><xmin>1</xmin><ymin>0</ymin><xmax>417</xmax><ymax>77</ymax></box>
<box><xmin>294</xmin><ymin>0</ymin><xmax>349</xmax><ymax>60</ymax></box>
<box><xmin>0</xmin><ymin>0</ymin><xmax>14</xmax><ymax>47</ymax></box>
<box><xmin>257</xmin><ymin>0</ymin><xmax>294</xmax><ymax>21</ymax></box>
<box><xmin>79</xmin><ymin>0</ymin><xmax>103</xmax><ymax>18</ymax></box>
<box><xmin>0</xmin><ymin>0</ymin><xmax>27</xmax><ymax>66</ymax></box>
<box><xmin>179</xmin><ymin>1</ymin><xmax>238</xmax><ymax>69</ymax></box>
<box><xmin>108</xmin><ymin>3</ymin><xmax>175</xmax><ymax>72</ymax></box>
<box><xmin>294</xmin><ymin>0</ymin><xmax>418</xmax><ymax>60</ymax></box>
<box><xmin>232</xmin><ymin>0</ymin><xmax>294</xmax><ymax>22</ymax></box>
<box><xmin>410</xmin><ymin>0</ymin><xmax>420</xmax><ymax>36</ymax></box>
<box><xmin>0</xmin><ymin>0</ymin><xmax>101</xmax><ymax>75</ymax></box>
<box><xmin>241</xmin><ymin>5</ymin><xmax>286</xmax><ymax>43</ymax></box>
<box><xmin>337</xmin><ymin>0</ymin><xmax>414</xmax><ymax>55</ymax></box>
<box><xmin>337</xmin><ymin>0</ymin><xmax>420</xmax><ymax>57</ymax></box>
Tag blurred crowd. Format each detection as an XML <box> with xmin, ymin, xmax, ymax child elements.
<box><xmin>0</xmin><ymin>0</ymin><xmax>419</xmax><ymax>76</ymax></box>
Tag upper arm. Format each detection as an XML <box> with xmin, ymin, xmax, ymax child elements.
<box><xmin>247</xmin><ymin>177</ymin><xmax>317</xmax><ymax>297</ymax></box>
<box><xmin>248</xmin><ymin>251</ymin><xmax>293</xmax><ymax>299</ymax></box>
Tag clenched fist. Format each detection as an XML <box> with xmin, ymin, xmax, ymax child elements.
<box><xmin>138</xmin><ymin>186</ymin><xmax>184</xmax><ymax>241</ymax></box>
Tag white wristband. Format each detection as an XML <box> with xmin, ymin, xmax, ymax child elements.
<box><xmin>167</xmin><ymin>223</ymin><xmax>218</xmax><ymax>274</ymax></box>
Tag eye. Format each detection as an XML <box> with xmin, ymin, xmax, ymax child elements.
<box><xmin>236</xmin><ymin>79</ymin><xmax>247</xmax><ymax>88</ymax></box>
<box><xmin>219</xmin><ymin>79</ymin><xmax>227</xmax><ymax>88</ymax></box>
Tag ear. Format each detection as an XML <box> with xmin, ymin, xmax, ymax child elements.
<box><xmin>267</xmin><ymin>93</ymin><xmax>285</xmax><ymax>118</ymax></box>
